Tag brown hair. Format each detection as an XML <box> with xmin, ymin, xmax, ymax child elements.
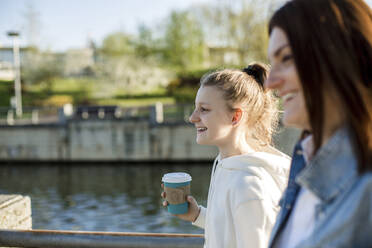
<box><xmin>200</xmin><ymin>63</ymin><xmax>278</xmax><ymax>147</ymax></box>
<box><xmin>269</xmin><ymin>0</ymin><xmax>372</xmax><ymax>172</ymax></box>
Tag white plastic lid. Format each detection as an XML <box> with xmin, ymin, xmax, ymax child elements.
<box><xmin>162</xmin><ymin>172</ymin><xmax>192</xmax><ymax>183</ymax></box>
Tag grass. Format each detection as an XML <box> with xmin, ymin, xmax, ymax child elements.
<box><xmin>0</xmin><ymin>78</ymin><xmax>176</xmax><ymax>108</ymax></box>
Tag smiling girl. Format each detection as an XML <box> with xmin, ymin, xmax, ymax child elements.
<box><xmin>163</xmin><ymin>63</ymin><xmax>290</xmax><ymax>248</ymax></box>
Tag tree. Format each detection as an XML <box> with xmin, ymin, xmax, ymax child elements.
<box><xmin>227</xmin><ymin>2</ymin><xmax>269</xmax><ymax>63</ymax></box>
<box><xmin>100</xmin><ymin>32</ymin><xmax>135</xmax><ymax>57</ymax></box>
<box><xmin>95</xmin><ymin>31</ymin><xmax>173</xmax><ymax>94</ymax></box>
<box><xmin>162</xmin><ymin>10</ymin><xmax>206</xmax><ymax>69</ymax></box>
<box><xmin>22</xmin><ymin>50</ymin><xmax>63</xmax><ymax>93</ymax></box>
<box><xmin>192</xmin><ymin>0</ymin><xmax>270</xmax><ymax>64</ymax></box>
<box><xmin>135</xmin><ymin>24</ymin><xmax>156</xmax><ymax>59</ymax></box>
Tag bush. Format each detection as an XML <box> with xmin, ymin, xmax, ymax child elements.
<box><xmin>42</xmin><ymin>95</ymin><xmax>73</xmax><ymax>107</ymax></box>
<box><xmin>172</xmin><ymin>87</ymin><xmax>197</xmax><ymax>103</ymax></box>
<box><xmin>166</xmin><ymin>68</ymin><xmax>217</xmax><ymax>103</ymax></box>
<box><xmin>0</xmin><ymin>80</ymin><xmax>13</xmax><ymax>107</ymax></box>
<box><xmin>177</xmin><ymin>68</ymin><xmax>217</xmax><ymax>87</ymax></box>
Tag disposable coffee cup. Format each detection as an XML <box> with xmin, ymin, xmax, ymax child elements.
<box><xmin>162</xmin><ymin>172</ymin><xmax>192</xmax><ymax>214</ymax></box>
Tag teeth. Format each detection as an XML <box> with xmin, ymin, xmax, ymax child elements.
<box><xmin>282</xmin><ymin>92</ymin><xmax>297</xmax><ymax>102</ymax></box>
<box><xmin>197</xmin><ymin>127</ymin><xmax>207</xmax><ymax>131</ymax></box>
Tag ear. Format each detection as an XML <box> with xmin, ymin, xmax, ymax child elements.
<box><xmin>232</xmin><ymin>108</ymin><xmax>243</xmax><ymax>125</ymax></box>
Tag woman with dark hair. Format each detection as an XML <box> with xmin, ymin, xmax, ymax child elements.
<box><xmin>265</xmin><ymin>0</ymin><xmax>372</xmax><ymax>247</ymax></box>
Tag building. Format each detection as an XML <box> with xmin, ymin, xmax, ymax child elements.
<box><xmin>0</xmin><ymin>47</ymin><xmax>30</xmax><ymax>81</ymax></box>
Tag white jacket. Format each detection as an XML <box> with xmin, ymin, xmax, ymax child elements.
<box><xmin>193</xmin><ymin>147</ymin><xmax>290</xmax><ymax>248</ymax></box>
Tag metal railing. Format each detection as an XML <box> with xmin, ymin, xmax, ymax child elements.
<box><xmin>0</xmin><ymin>106</ymin><xmax>59</xmax><ymax>125</ymax></box>
<box><xmin>0</xmin><ymin>229</ymin><xmax>204</xmax><ymax>248</ymax></box>
<box><xmin>0</xmin><ymin>103</ymin><xmax>193</xmax><ymax>126</ymax></box>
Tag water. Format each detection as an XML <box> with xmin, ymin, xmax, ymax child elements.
<box><xmin>0</xmin><ymin>164</ymin><xmax>211</xmax><ymax>234</ymax></box>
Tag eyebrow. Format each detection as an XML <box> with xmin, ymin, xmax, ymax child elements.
<box><xmin>196</xmin><ymin>102</ymin><xmax>211</xmax><ymax>105</ymax></box>
<box><xmin>273</xmin><ymin>43</ymin><xmax>290</xmax><ymax>57</ymax></box>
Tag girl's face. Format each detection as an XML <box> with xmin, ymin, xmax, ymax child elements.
<box><xmin>265</xmin><ymin>27</ymin><xmax>310</xmax><ymax>130</ymax></box>
<box><xmin>189</xmin><ymin>86</ymin><xmax>235</xmax><ymax>147</ymax></box>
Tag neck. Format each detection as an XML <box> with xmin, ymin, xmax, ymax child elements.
<box><xmin>322</xmin><ymin>115</ymin><xmax>344</xmax><ymax>147</ymax></box>
<box><xmin>218</xmin><ymin>132</ymin><xmax>256</xmax><ymax>159</ymax></box>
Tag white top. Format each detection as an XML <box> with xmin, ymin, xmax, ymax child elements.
<box><xmin>192</xmin><ymin>147</ymin><xmax>290</xmax><ymax>248</ymax></box>
<box><xmin>275</xmin><ymin>135</ymin><xmax>321</xmax><ymax>248</ymax></box>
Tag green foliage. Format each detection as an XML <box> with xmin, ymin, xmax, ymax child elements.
<box><xmin>20</xmin><ymin>78</ymin><xmax>95</xmax><ymax>106</ymax></box>
<box><xmin>193</xmin><ymin>0</ymin><xmax>269</xmax><ymax>64</ymax></box>
<box><xmin>172</xmin><ymin>86</ymin><xmax>197</xmax><ymax>103</ymax></box>
<box><xmin>135</xmin><ymin>24</ymin><xmax>157</xmax><ymax>58</ymax></box>
<box><xmin>96</xmin><ymin>96</ymin><xmax>175</xmax><ymax>107</ymax></box>
<box><xmin>167</xmin><ymin>68</ymin><xmax>217</xmax><ymax>103</ymax></box>
<box><xmin>42</xmin><ymin>95</ymin><xmax>73</xmax><ymax>107</ymax></box>
<box><xmin>31</xmin><ymin>64</ymin><xmax>62</xmax><ymax>88</ymax></box>
<box><xmin>167</xmin><ymin>68</ymin><xmax>217</xmax><ymax>91</ymax></box>
<box><xmin>22</xmin><ymin>50</ymin><xmax>64</xmax><ymax>94</ymax></box>
<box><xmin>163</xmin><ymin>10</ymin><xmax>206</xmax><ymax>69</ymax></box>
<box><xmin>0</xmin><ymin>80</ymin><xmax>13</xmax><ymax>107</ymax></box>
<box><xmin>114</xmin><ymin>92</ymin><xmax>167</xmax><ymax>100</ymax></box>
<box><xmin>100</xmin><ymin>32</ymin><xmax>135</xmax><ymax>57</ymax></box>
<box><xmin>12</xmin><ymin>0</ymin><xmax>273</xmax><ymax>108</ymax></box>
<box><xmin>50</xmin><ymin>78</ymin><xmax>94</xmax><ymax>105</ymax></box>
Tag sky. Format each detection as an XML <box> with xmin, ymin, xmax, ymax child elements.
<box><xmin>0</xmin><ymin>0</ymin><xmax>213</xmax><ymax>51</ymax></box>
<box><xmin>1</xmin><ymin>0</ymin><xmax>372</xmax><ymax>52</ymax></box>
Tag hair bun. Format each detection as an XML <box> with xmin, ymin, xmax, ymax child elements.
<box><xmin>243</xmin><ymin>63</ymin><xmax>268</xmax><ymax>87</ymax></box>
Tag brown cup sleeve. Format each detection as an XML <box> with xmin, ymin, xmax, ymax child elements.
<box><xmin>164</xmin><ymin>185</ymin><xmax>190</xmax><ymax>205</ymax></box>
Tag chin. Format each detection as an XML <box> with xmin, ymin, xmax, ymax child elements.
<box><xmin>196</xmin><ymin>137</ymin><xmax>212</xmax><ymax>146</ymax></box>
<box><xmin>283</xmin><ymin>113</ymin><xmax>309</xmax><ymax>130</ymax></box>
<box><xmin>282</xmin><ymin>112</ymin><xmax>299</xmax><ymax>128</ymax></box>
<box><xmin>196</xmin><ymin>139</ymin><xmax>207</xmax><ymax>145</ymax></box>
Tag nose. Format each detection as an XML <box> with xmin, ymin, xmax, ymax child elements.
<box><xmin>188</xmin><ymin>109</ymin><xmax>200</xmax><ymax>123</ymax></box>
<box><xmin>264</xmin><ymin>69</ymin><xmax>283</xmax><ymax>90</ymax></box>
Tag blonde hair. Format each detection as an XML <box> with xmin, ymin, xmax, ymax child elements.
<box><xmin>200</xmin><ymin>63</ymin><xmax>278</xmax><ymax>148</ymax></box>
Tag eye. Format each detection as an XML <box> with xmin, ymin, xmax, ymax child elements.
<box><xmin>200</xmin><ymin>107</ymin><xmax>209</xmax><ymax>112</ymax></box>
<box><xmin>282</xmin><ymin>54</ymin><xmax>293</xmax><ymax>63</ymax></box>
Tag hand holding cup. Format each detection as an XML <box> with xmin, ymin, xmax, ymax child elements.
<box><xmin>161</xmin><ymin>172</ymin><xmax>200</xmax><ymax>222</ymax></box>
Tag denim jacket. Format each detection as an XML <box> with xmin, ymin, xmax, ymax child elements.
<box><xmin>269</xmin><ymin>127</ymin><xmax>372</xmax><ymax>248</ymax></box>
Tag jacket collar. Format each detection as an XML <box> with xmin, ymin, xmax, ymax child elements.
<box><xmin>296</xmin><ymin>127</ymin><xmax>358</xmax><ymax>203</ymax></box>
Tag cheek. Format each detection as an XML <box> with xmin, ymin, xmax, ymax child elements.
<box><xmin>287</xmin><ymin>65</ymin><xmax>300</xmax><ymax>82</ymax></box>
<box><xmin>283</xmin><ymin>93</ymin><xmax>309</xmax><ymax>128</ymax></box>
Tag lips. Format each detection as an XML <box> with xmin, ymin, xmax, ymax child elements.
<box><xmin>196</xmin><ymin>127</ymin><xmax>207</xmax><ymax>133</ymax></box>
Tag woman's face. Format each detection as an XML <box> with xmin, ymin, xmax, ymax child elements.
<box><xmin>265</xmin><ymin>27</ymin><xmax>310</xmax><ymax>130</ymax></box>
<box><xmin>188</xmin><ymin>86</ymin><xmax>235</xmax><ymax>147</ymax></box>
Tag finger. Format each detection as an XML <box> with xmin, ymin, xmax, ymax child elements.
<box><xmin>162</xmin><ymin>200</ymin><xmax>168</xmax><ymax>207</ymax></box>
<box><xmin>161</xmin><ymin>192</ymin><xmax>166</xmax><ymax>198</ymax></box>
<box><xmin>186</xmin><ymin>196</ymin><xmax>198</xmax><ymax>207</ymax></box>
<box><xmin>187</xmin><ymin>195</ymin><xmax>195</xmax><ymax>203</ymax></box>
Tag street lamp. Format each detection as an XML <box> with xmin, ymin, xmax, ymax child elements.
<box><xmin>7</xmin><ymin>31</ymin><xmax>23</xmax><ymax>117</ymax></box>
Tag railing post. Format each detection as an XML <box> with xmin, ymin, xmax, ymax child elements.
<box><xmin>150</xmin><ymin>102</ymin><xmax>163</xmax><ymax>124</ymax></box>
<box><xmin>82</xmin><ymin>110</ymin><xmax>89</xmax><ymax>120</ymax></box>
<box><xmin>98</xmin><ymin>108</ymin><xmax>105</xmax><ymax>119</ymax></box>
<box><xmin>183</xmin><ymin>104</ymin><xmax>192</xmax><ymax>123</ymax></box>
<box><xmin>114</xmin><ymin>107</ymin><xmax>122</xmax><ymax>119</ymax></box>
<box><xmin>7</xmin><ymin>109</ymin><xmax>14</xmax><ymax>125</ymax></box>
<box><xmin>31</xmin><ymin>109</ymin><xmax>39</xmax><ymax>124</ymax></box>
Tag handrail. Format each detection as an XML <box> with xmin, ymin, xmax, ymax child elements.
<box><xmin>0</xmin><ymin>229</ymin><xmax>204</xmax><ymax>248</ymax></box>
